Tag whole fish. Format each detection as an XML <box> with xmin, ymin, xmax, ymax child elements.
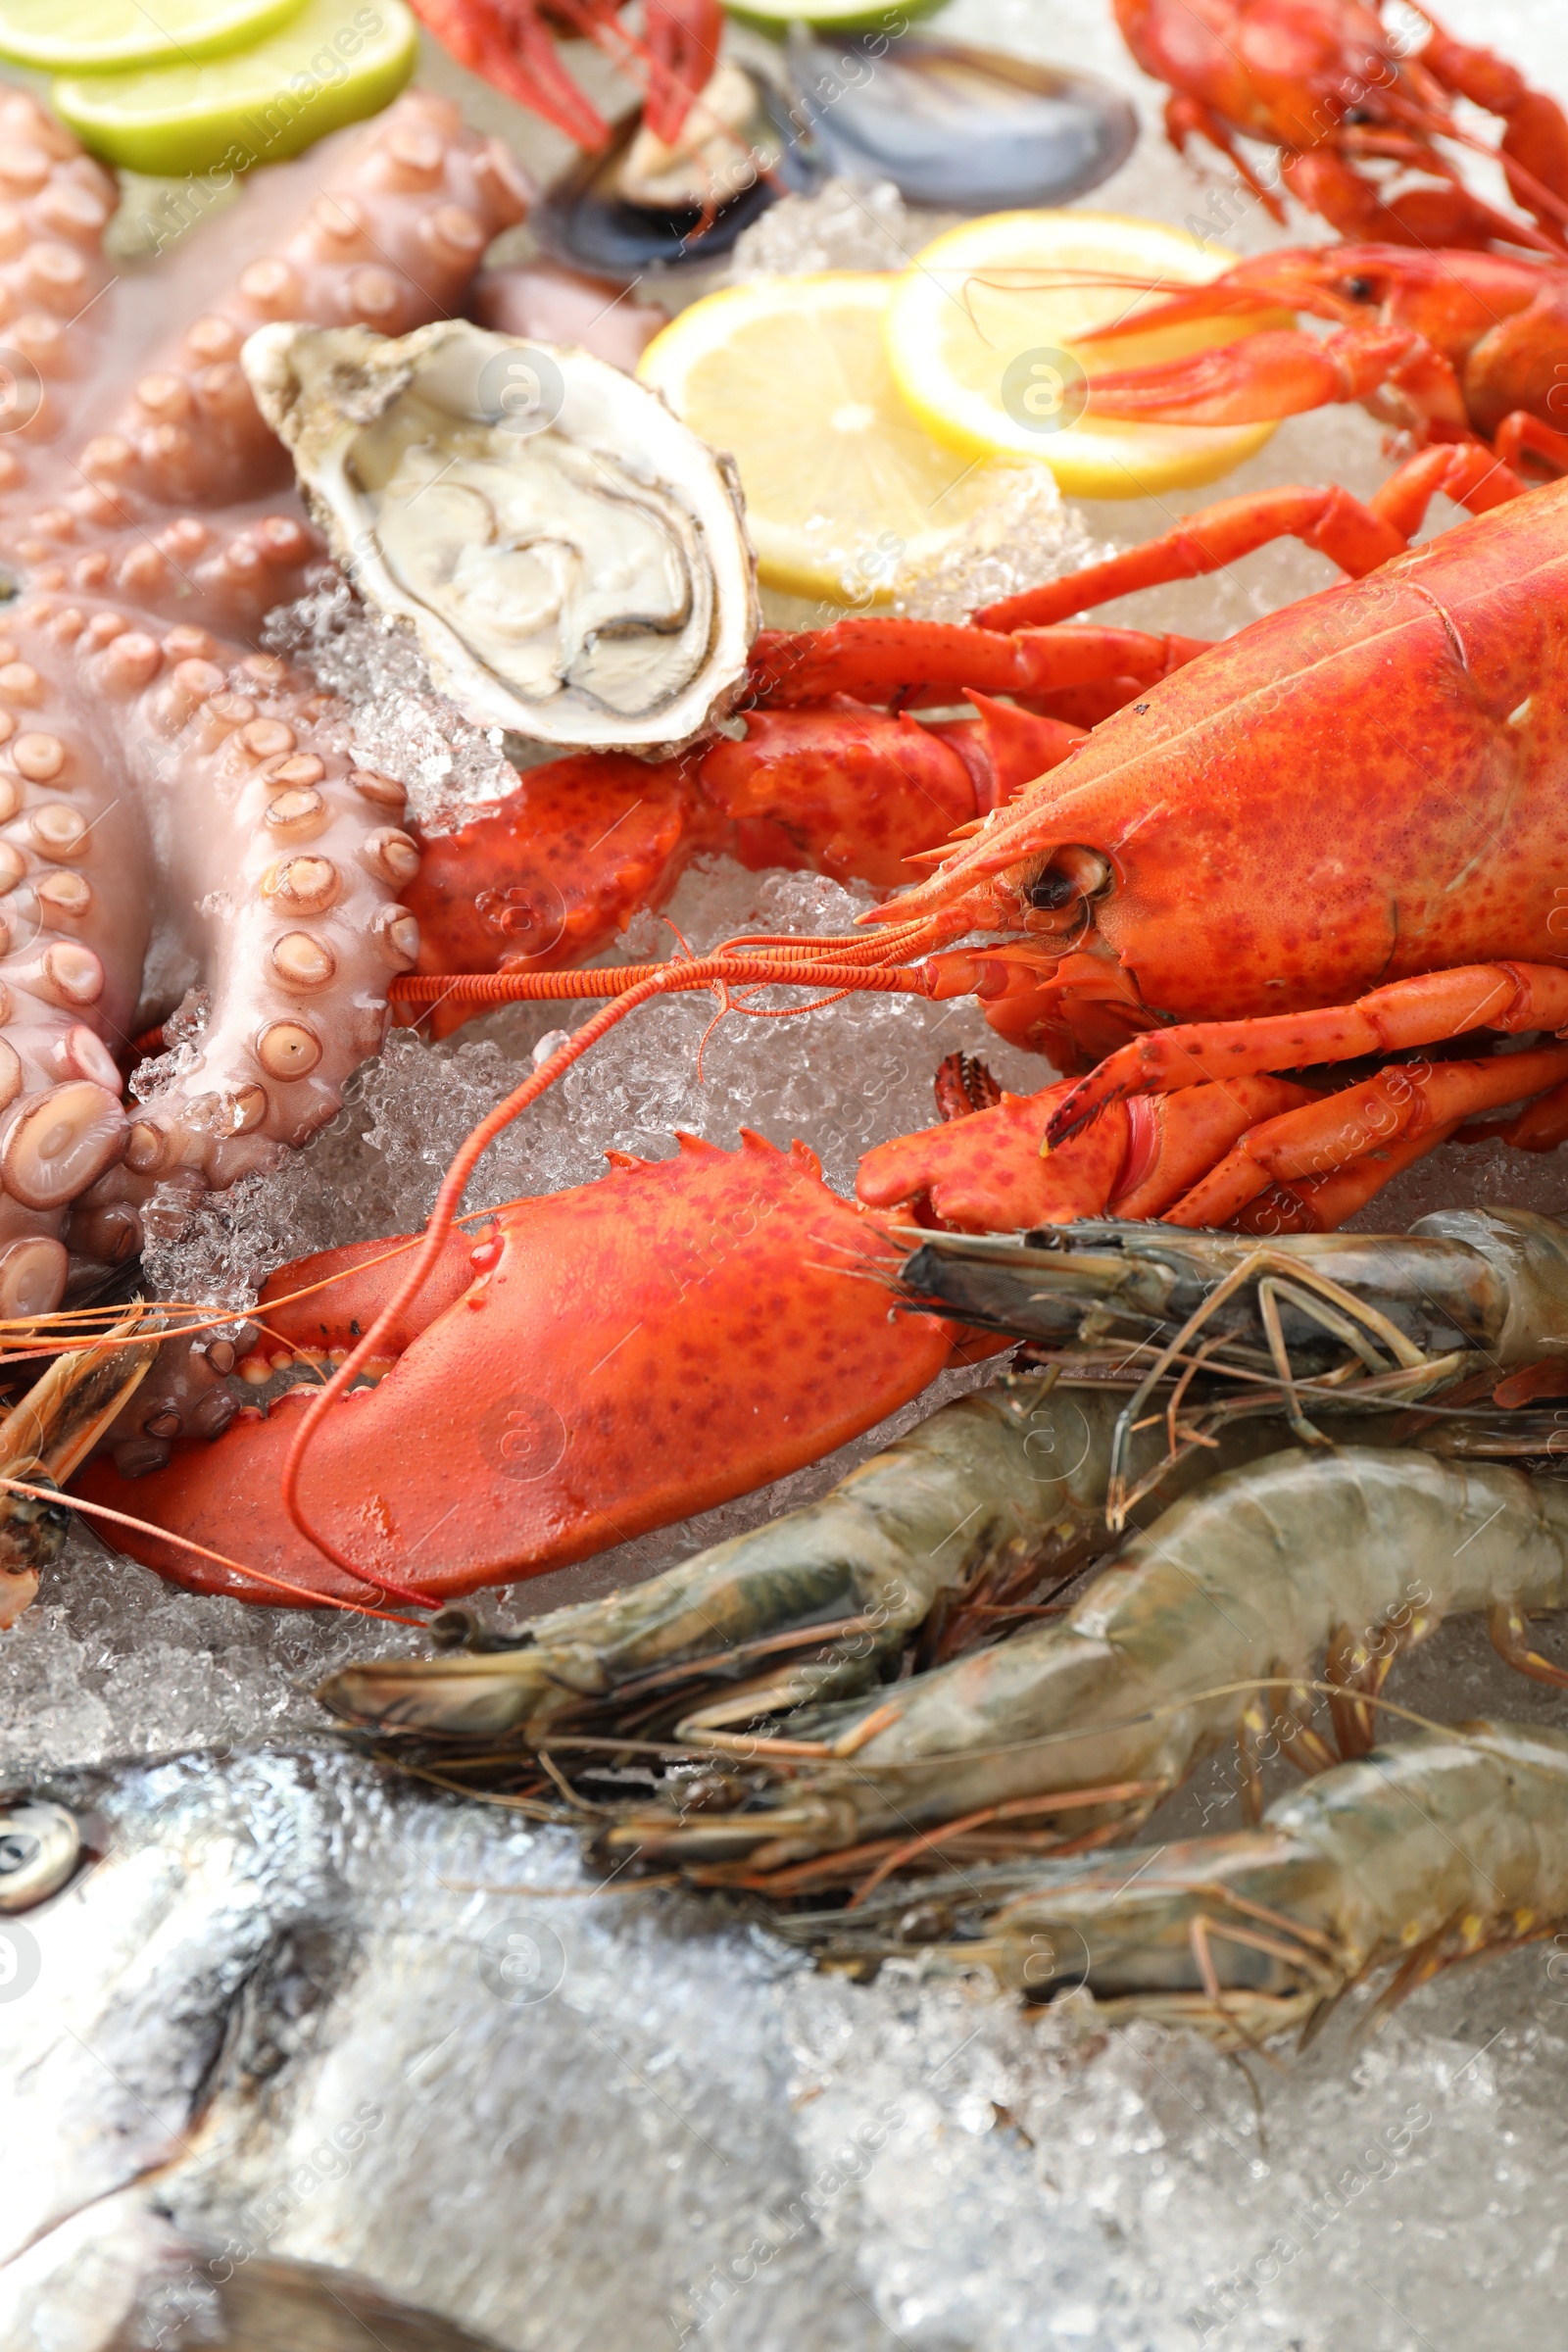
<box><xmin>0</xmin><ymin>1746</ymin><xmax>897</xmax><ymax>2352</ymax></box>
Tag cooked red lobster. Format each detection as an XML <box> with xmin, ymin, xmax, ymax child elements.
<box><xmin>74</xmin><ymin>478</ymin><xmax>1568</xmax><ymax>1608</ymax></box>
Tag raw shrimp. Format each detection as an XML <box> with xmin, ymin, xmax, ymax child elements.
<box><xmin>597</xmin><ymin>1447</ymin><xmax>1568</xmax><ymax>1882</ymax></box>
<box><xmin>787</xmin><ymin>1722</ymin><xmax>1568</xmax><ymax>2047</ymax></box>
<box><xmin>320</xmin><ymin>1206</ymin><xmax>1568</xmax><ymax>1742</ymax></box>
<box><xmin>317</xmin><ymin>1376</ymin><xmax>1300</xmax><ymax>1740</ymax></box>
<box><xmin>899</xmin><ymin>1208</ymin><xmax>1568</xmax><ymax>1406</ymax></box>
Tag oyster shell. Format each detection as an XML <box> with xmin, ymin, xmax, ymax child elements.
<box><xmin>242</xmin><ymin>318</ymin><xmax>759</xmax><ymax>753</ymax></box>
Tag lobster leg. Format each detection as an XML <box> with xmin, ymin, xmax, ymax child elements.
<box><xmin>745</xmin><ymin>620</ymin><xmax>1211</xmax><ymax>710</ymax></box>
<box><xmin>1494</xmin><ymin>412</ymin><xmax>1568</xmax><ymax>478</ymax></box>
<box><xmin>1279</xmin><ymin>146</ymin><xmax>1543</xmax><ymax>253</ymax></box>
<box><xmin>978</xmin><ymin>450</ymin><xmax>1523</xmax><ymax>633</ymax></box>
<box><xmin>1164</xmin><ymin>1043</ymin><xmax>1568</xmax><ymax>1228</ymax></box>
<box><xmin>73</xmin><ymin>1135</ymin><xmax>972</xmax><ymax>1604</ymax></box>
<box><xmin>1164</xmin><ymin>93</ymin><xmax>1287</xmax><ymax>221</ymax></box>
<box><xmin>1483</xmin><ymin>1074</ymin><xmax>1568</xmax><ymax>1152</ymax></box>
<box><xmin>982</xmin><ymin>487</ymin><xmax>1406</xmax><ymax>632</ymax></box>
<box><xmin>409</xmin><ymin>0</ymin><xmax>612</xmax><ymax>148</ymax></box>
<box><xmin>1048</xmin><ymin>962</ymin><xmax>1568</xmax><ymax>1138</ymax></box>
<box><xmin>642</xmin><ymin>0</ymin><xmax>725</xmax><ymax>144</ymax></box>
<box><xmin>856</xmin><ymin>1072</ymin><xmax>1317</xmax><ymax>1231</ymax></box>
<box><xmin>1233</xmin><ymin>1125</ymin><xmax>1467</xmax><ymax>1236</ymax></box>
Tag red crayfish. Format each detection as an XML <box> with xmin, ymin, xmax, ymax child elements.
<box><xmin>410</xmin><ymin>0</ymin><xmax>723</xmax><ymax>152</ymax></box>
<box><xmin>1070</xmin><ymin>239</ymin><xmax>1568</xmax><ymax>484</ymax></box>
<box><xmin>1114</xmin><ymin>0</ymin><xmax>1568</xmax><ymax>252</ymax></box>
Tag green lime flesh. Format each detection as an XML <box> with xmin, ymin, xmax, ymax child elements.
<box><xmin>54</xmin><ymin>0</ymin><xmax>417</xmax><ymax>175</ymax></box>
<box><xmin>725</xmin><ymin>0</ymin><xmax>945</xmax><ymax>35</ymax></box>
<box><xmin>0</xmin><ymin>0</ymin><xmax>307</xmax><ymax>74</ymax></box>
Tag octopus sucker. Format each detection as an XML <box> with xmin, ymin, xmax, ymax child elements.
<box><xmin>0</xmin><ymin>84</ymin><xmax>527</xmax><ymax>1462</ymax></box>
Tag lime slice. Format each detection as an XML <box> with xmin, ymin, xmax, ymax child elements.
<box><xmin>884</xmin><ymin>210</ymin><xmax>1293</xmax><ymax>500</ymax></box>
<box><xmin>0</xmin><ymin>0</ymin><xmax>306</xmax><ymax>74</ymax></box>
<box><xmin>54</xmin><ymin>0</ymin><xmax>417</xmax><ymax>175</ymax></box>
<box><xmin>639</xmin><ymin>272</ymin><xmax>1013</xmax><ymax>602</ymax></box>
<box><xmin>727</xmin><ymin>0</ymin><xmax>943</xmax><ymax>31</ymax></box>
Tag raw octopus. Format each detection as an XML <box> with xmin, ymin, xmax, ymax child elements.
<box><xmin>0</xmin><ymin>88</ymin><xmax>527</xmax><ymax>1354</ymax></box>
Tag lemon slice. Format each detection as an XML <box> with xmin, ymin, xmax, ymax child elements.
<box><xmin>54</xmin><ymin>0</ymin><xmax>417</xmax><ymax>175</ymax></box>
<box><xmin>0</xmin><ymin>0</ymin><xmax>304</xmax><ymax>73</ymax></box>
<box><xmin>638</xmin><ymin>273</ymin><xmax>1016</xmax><ymax>603</ymax></box>
<box><xmin>884</xmin><ymin>211</ymin><xmax>1293</xmax><ymax>500</ymax></box>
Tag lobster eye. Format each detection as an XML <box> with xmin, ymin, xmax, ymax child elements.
<box><xmin>1026</xmin><ymin>867</ymin><xmax>1077</xmax><ymax>910</ymax></box>
<box><xmin>1021</xmin><ymin>848</ymin><xmax>1111</xmax><ymax>913</ymax></box>
<box><xmin>1345</xmin><ymin>274</ymin><xmax>1375</xmax><ymax>302</ymax></box>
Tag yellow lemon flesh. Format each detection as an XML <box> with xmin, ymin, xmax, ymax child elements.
<box><xmin>54</xmin><ymin>0</ymin><xmax>416</xmax><ymax>176</ymax></box>
<box><xmin>638</xmin><ymin>272</ymin><xmax>1025</xmax><ymax>604</ymax></box>
<box><xmin>885</xmin><ymin>210</ymin><xmax>1292</xmax><ymax>500</ymax></box>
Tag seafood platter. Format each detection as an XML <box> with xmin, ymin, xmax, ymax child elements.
<box><xmin>7</xmin><ymin>0</ymin><xmax>1568</xmax><ymax>2340</ymax></box>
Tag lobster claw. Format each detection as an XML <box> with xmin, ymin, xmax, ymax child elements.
<box><xmin>856</xmin><ymin>1071</ymin><xmax>1324</xmax><ymax>1231</ymax></box>
<box><xmin>858</xmin><ymin>1084</ymin><xmax>1135</xmax><ymax>1230</ymax></box>
<box><xmin>404</xmin><ymin>753</ymin><xmax>711</xmax><ymax>1041</ymax></box>
<box><xmin>74</xmin><ymin>1135</ymin><xmax>972</xmax><ymax>1605</ymax></box>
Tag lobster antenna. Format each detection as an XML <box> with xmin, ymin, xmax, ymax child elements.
<box><xmin>0</xmin><ymin>1475</ymin><xmax>422</xmax><ymax>1622</ymax></box>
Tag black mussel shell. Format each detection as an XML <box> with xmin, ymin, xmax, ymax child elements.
<box><xmin>786</xmin><ymin>32</ymin><xmax>1138</xmax><ymax>211</ymax></box>
<box><xmin>534</xmin><ymin>74</ymin><xmax>820</xmax><ymax>280</ymax></box>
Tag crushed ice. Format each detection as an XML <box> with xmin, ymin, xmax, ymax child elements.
<box><xmin>770</xmin><ymin>1950</ymin><xmax>1568</xmax><ymax>2347</ymax></box>
<box><xmin>894</xmin><ymin>461</ymin><xmax>1107</xmax><ymax>622</ymax></box>
<box><xmin>22</xmin><ymin>1743</ymin><xmax>1568</xmax><ymax>2347</ymax></box>
<box><xmin>7</xmin><ymin>862</ymin><xmax>1039</xmax><ymax>1775</ymax></box>
<box><xmin>15</xmin><ymin>16</ymin><xmax>1568</xmax><ymax>2332</ymax></box>
<box><xmin>262</xmin><ymin>573</ymin><xmax>519</xmax><ymax>832</ymax></box>
<box><xmin>728</xmin><ymin>175</ymin><xmax>920</xmax><ymax>277</ymax></box>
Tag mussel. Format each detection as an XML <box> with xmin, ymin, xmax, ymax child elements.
<box><xmin>786</xmin><ymin>32</ymin><xmax>1138</xmax><ymax>211</ymax></box>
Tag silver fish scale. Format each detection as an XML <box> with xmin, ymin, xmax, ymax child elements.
<box><xmin>0</xmin><ymin>1744</ymin><xmax>896</xmax><ymax>2352</ymax></box>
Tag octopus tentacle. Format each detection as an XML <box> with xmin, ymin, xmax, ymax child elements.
<box><xmin>0</xmin><ymin>595</ymin><xmax>161</xmax><ymax>1317</ymax></box>
<box><xmin>0</xmin><ymin>579</ymin><xmax>422</xmax><ymax>1314</ymax></box>
<box><xmin>2</xmin><ymin>91</ymin><xmax>531</xmax><ymax>653</ymax></box>
<box><xmin>61</xmin><ymin>511</ymin><xmax>324</xmax><ymax>637</ymax></box>
<box><xmin>0</xmin><ymin>90</ymin><xmax>118</xmax><ymax>489</ymax></box>
<box><xmin>105</xmin><ymin>1314</ymin><xmax>264</xmax><ymax>1478</ymax></box>
<box><xmin>42</xmin><ymin>93</ymin><xmax>530</xmax><ymax>548</ymax></box>
<box><xmin>5</xmin><ymin>607</ymin><xmax>425</xmax><ymax>1210</ymax></box>
<box><xmin>0</xmin><ymin>86</ymin><xmax>530</xmax><ymax>1446</ymax></box>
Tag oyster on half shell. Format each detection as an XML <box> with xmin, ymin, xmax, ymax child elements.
<box><xmin>242</xmin><ymin>318</ymin><xmax>759</xmax><ymax>753</ymax></box>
